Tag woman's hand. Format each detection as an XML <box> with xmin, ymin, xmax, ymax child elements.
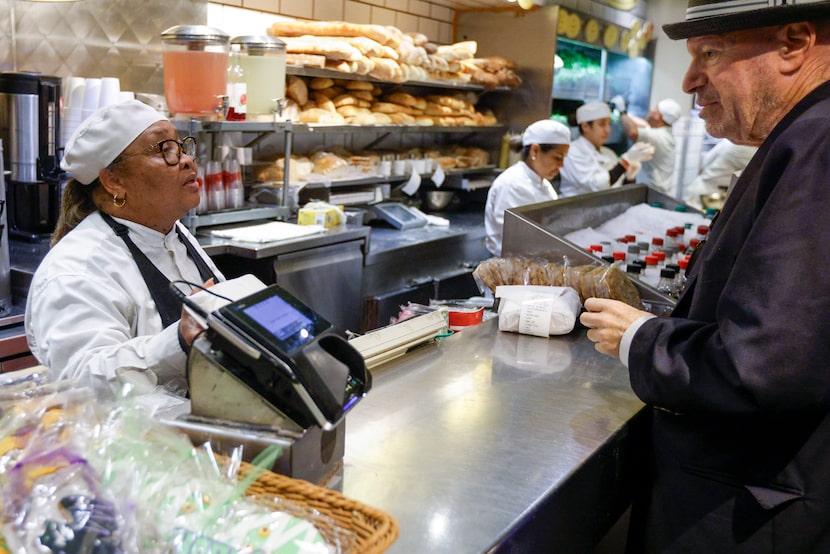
<box><xmin>580</xmin><ymin>297</ymin><xmax>650</xmax><ymax>358</ymax></box>
<box><xmin>178</xmin><ymin>278</ymin><xmax>214</xmax><ymax>349</ymax></box>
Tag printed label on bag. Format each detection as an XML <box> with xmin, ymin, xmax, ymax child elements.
<box><xmin>518</xmin><ymin>294</ymin><xmax>553</xmax><ymax>337</ymax></box>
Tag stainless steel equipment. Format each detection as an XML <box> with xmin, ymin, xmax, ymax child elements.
<box><xmin>180</xmin><ymin>284</ymin><xmax>372</xmax><ymax>483</ymax></box>
<box><xmin>180</xmin><ymin>338</ymin><xmax>347</xmax><ymax>484</ymax></box>
<box><xmin>0</xmin><ymin>72</ymin><xmax>64</xmax><ymax>241</ymax></box>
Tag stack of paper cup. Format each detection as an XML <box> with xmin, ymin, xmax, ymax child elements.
<box><xmin>62</xmin><ymin>77</ymin><xmax>86</xmax><ymax>147</ymax></box>
<box><xmin>98</xmin><ymin>77</ymin><xmax>121</xmax><ymax>109</ymax></box>
<box><xmin>81</xmin><ymin>78</ymin><xmax>101</xmax><ymax>121</ymax></box>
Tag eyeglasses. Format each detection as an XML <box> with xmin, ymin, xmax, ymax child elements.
<box><xmin>111</xmin><ymin>136</ymin><xmax>197</xmax><ymax>167</ymax></box>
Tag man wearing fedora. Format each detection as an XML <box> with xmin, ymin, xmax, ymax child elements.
<box><xmin>580</xmin><ymin>1</ymin><xmax>830</xmax><ymax>551</ymax></box>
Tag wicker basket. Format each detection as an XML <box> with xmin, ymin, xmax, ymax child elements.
<box><xmin>235</xmin><ymin>458</ymin><xmax>399</xmax><ymax>554</ymax></box>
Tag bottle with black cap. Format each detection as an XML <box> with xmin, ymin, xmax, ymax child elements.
<box><xmin>657</xmin><ymin>267</ymin><xmax>678</xmax><ymax>298</ymax></box>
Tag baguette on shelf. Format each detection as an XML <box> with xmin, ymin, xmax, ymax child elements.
<box><xmin>268</xmin><ymin>18</ymin><xmax>521</xmax><ymax>89</ymax></box>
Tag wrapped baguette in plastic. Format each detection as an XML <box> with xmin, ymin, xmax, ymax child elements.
<box><xmin>473</xmin><ymin>257</ymin><xmax>643</xmax><ymax>308</ymax></box>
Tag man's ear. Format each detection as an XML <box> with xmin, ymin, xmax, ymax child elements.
<box><xmin>777</xmin><ymin>22</ymin><xmax>815</xmax><ymax>73</ymax></box>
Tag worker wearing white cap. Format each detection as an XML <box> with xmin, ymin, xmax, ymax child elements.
<box><xmin>558</xmin><ymin>101</ymin><xmax>655</xmax><ymax>198</ymax></box>
<box><xmin>485</xmin><ymin>119</ymin><xmax>570</xmax><ymax>256</ymax></box>
<box><xmin>614</xmin><ymin>95</ymin><xmax>684</xmax><ymax>194</ymax></box>
<box><xmin>25</xmin><ymin>99</ymin><xmax>224</xmax><ymax>402</ymax></box>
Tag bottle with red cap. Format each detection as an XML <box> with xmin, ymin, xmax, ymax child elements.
<box><xmin>651</xmin><ymin>236</ymin><xmax>664</xmax><ymax>254</ymax></box>
<box><xmin>675</xmin><ymin>226</ymin><xmax>687</xmax><ymax>251</ymax></box>
<box><xmin>642</xmin><ymin>255</ymin><xmax>660</xmax><ymax>287</ymax></box>
<box><xmin>676</xmin><ymin>258</ymin><xmax>689</xmax><ymax>293</ymax></box>
<box><xmin>665</xmin><ymin>228</ymin><xmax>679</xmax><ymax>249</ymax></box>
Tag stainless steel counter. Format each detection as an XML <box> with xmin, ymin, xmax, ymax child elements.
<box><xmin>365</xmin><ymin>211</ymin><xmax>486</xmax><ymax>266</ymax></box>
<box><xmin>340</xmin><ymin>317</ymin><xmax>647</xmax><ymax>553</ymax></box>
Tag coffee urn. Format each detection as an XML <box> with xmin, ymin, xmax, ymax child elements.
<box><xmin>0</xmin><ymin>72</ymin><xmax>63</xmax><ymax>241</ymax></box>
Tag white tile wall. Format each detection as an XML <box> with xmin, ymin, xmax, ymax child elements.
<box><xmin>385</xmin><ymin>0</ymin><xmax>409</xmax><ymax>11</ymax></box>
<box><xmin>371</xmin><ymin>6</ymin><xmax>398</xmax><ymax>26</ymax></box>
<box><xmin>313</xmin><ymin>0</ymin><xmax>345</xmax><ymax>20</ymax></box>
<box><xmin>409</xmin><ymin>0</ymin><xmax>431</xmax><ymax>17</ymax></box>
<box><xmin>280</xmin><ymin>0</ymin><xmax>314</xmax><ymax>18</ymax></box>
<box><xmin>396</xmin><ymin>12</ymin><xmax>419</xmax><ymax>33</ymax></box>
<box><xmin>344</xmin><ymin>1</ymin><xmax>372</xmax><ymax>25</ymax></box>
<box><xmin>242</xmin><ymin>0</ymin><xmax>274</xmax><ymax>11</ymax></box>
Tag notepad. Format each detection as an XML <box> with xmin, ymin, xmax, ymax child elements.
<box><xmin>210</xmin><ymin>221</ymin><xmax>326</xmax><ymax>243</ymax></box>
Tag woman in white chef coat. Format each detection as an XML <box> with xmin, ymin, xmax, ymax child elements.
<box><xmin>558</xmin><ymin>102</ymin><xmax>655</xmax><ymax>198</ymax></box>
<box><xmin>485</xmin><ymin>119</ymin><xmax>570</xmax><ymax>256</ymax></box>
<box><xmin>25</xmin><ymin>99</ymin><xmax>223</xmax><ymax>399</ymax></box>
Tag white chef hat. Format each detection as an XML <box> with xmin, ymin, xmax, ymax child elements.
<box><xmin>657</xmin><ymin>99</ymin><xmax>683</xmax><ymax>125</ymax></box>
<box><xmin>522</xmin><ymin>119</ymin><xmax>571</xmax><ymax>146</ymax></box>
<box><xmin>61</xmin><ymin>99</ymin><xmax>166</xmax><ymax>185</ymax></box>
<box><xmin>576</xmin><ymin>102</ymin><xmax>611</xmax><ymax>124</ymax></box>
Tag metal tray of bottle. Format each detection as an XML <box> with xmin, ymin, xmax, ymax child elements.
<box><xmin>501</xmin><ymin>185</ymin><xmax>702</xmax><ymax>306</ymax></box>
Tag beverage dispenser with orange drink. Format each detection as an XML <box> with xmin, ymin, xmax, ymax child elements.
<box><xmin>161</xmin><ymin>25</ymin><xmax>230</xmax><ymax>117</ymax></box>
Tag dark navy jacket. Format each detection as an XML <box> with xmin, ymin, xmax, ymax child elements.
<box><xmin>628</xmin><ymin>81</ymin><xmax>830</xmax><ymax>552</ymax></box>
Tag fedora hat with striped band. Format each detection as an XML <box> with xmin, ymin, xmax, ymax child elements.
<box><xmin>664</xmin><ymin>0</ymin><xmax>830</xmax><ymax>40</ymax></box>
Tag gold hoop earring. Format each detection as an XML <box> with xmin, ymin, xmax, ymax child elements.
<box><xmin>113</xmin><ymin>194</ymin><xmax>125</xmax><ymax>208</ymax></box>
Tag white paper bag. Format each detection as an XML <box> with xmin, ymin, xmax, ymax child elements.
<box><xmin>495</xmin><ymin>285</ymin><xmax>581</xmax><ymax>337</ymax></box>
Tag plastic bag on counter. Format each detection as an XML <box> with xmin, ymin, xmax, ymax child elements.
<box><xmin>390</xmin><ymin>302</ymin><xmax>443</xmax><ymax>324</ymax></box>
<box><xmin>0</xmin><ymin>377</ymin><xmax>345</xmax><ymax>554</ymax></box>
<box><xmin>473</xmin><ymin>256</ymin><xmax>643</xmax><ymax>308</ymax></box>
<box><xmin>495</xmin><ymin>285</ymin><xmax>581</xmax><ymax>337</ymax></box>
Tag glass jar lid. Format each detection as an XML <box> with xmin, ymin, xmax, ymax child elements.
<box><xmin>230</xmin><ymin>35</ymin><xmax>286</xmax><ymax>54</ymax></box>
<box><xmin>161</xmin><ymin>25</ymin><xmax>229</xmax><ymax>46</ymax></box>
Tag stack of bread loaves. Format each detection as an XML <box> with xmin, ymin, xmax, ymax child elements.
<box><xmin>283</xmin><ymin>74</ymin><xmax>498</xmax><ymax>126</ymax></box>
<box><xmin>255</xmin><ymin>143</ymin><xmax>492</xmax><ymax>185</ymax></box>
<box><xmin>268</xmin><ymin>19</ymin><xmax>521</xmax><ymax>88</ymax></box>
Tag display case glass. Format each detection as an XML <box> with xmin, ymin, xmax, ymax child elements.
<box><xmin>552</xmin><ymin>38</ymin><xmax>605</xmax><ymax>102</ymax></box>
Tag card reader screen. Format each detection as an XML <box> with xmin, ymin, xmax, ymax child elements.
<box><xmin>242</xmin><ymin>294</ymin><xmax>313</xmax><ymax>342</ymax></box>
<box><xmin>219</xmin><ymin>285</ymin><xmax>331</xmax><ymax>355</ymax></box>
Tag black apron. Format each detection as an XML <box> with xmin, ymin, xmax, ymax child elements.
<box><xmin>100</xmin><ymin>212</ymin><xmax>217</xmax><ymax>328</ymax></box>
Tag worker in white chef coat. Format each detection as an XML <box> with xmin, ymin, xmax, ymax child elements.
<box><xmin>485</xmin><ymin>119</ymin><xmax>570</xmax><ymax>256</ymax></box>
<box><xmin>683</xmin><ymin>138</ymin><xmax>758</xmax><ymax>209</ymax></box>
<box><xmin>616</xmin><ymin>97</ymin><xmax>683</xmax><ymax>194</ymax></box>
<box><xmin>25</xmin><ymin>100</ymin><xmax>223</xmax><ymax>404</ymax></box>
<box><xmin>558</xmin><ymin>102</ymin><xmax>655</xmax><ymax>198</ymax></box>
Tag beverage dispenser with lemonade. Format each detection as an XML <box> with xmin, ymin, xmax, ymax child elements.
<box><xmin>161</xmin><ymin>25</ymin><xmax>230</xmax><ymax>117</ymax></box>
<box><xmin>230</xmin><ymin>35</ymin><xmax>286</xmax><ymax>120</ymax></box>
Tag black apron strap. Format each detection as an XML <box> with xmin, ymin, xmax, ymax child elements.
<box><xmin>100</xmin><ymin>212</ymin><xmax>183</xmax><ymax>329</ymax></box>
<box><xmin>175</xmin><ymin>224</ymin><xmax>217</xmax><ymax>284</ymax></box>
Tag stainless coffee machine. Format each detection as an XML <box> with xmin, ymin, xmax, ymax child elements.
<box><xmin>0</xmin><ymin>72</ymin><xmax>64</xmax><ymax>241</ymax></box>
